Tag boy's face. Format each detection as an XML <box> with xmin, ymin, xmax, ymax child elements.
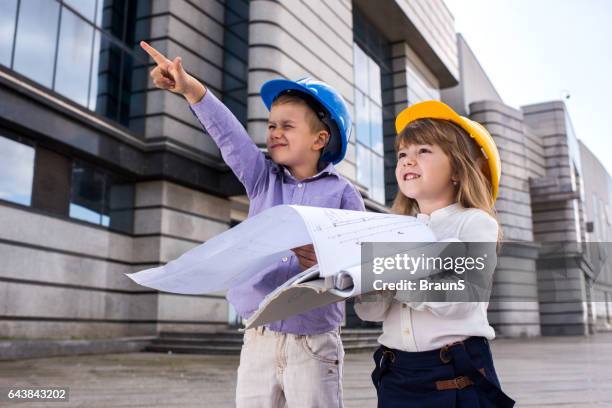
<box><xmin>267</xmin><ymin>102</ymin><xmax>327</xmax><ymax>169</ymax></box>
<box><xmin>395</xmin><ymin>143</ymin><xmax>455</xmax><ymax>202</ymax></box>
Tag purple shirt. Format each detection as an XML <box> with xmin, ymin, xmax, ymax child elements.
<box><xmin>190</xmin><ymin>90</ymin><xmax>365</xmax><ymax>334</ymax></box>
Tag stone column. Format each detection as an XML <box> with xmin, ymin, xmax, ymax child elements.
<box><xmin>470</xmin><ymin>100</ymin><xmax>541</xmax><ymax>337</ymax></box>
<box><xmin>133</xmin><ymin>180</ymin><xmax>232</xmax><ymax>334</ymax></box>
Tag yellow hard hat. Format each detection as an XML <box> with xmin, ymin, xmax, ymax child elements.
<box><xmin>395</xmin><ymin>100</ymin><xmax>501</xmax><ymax>201</ymax></box>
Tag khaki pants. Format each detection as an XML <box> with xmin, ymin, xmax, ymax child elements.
<box><xmin>235</xmin><ymin>327</ymin><xmax>345</xmax><ymax>408</ymax></box>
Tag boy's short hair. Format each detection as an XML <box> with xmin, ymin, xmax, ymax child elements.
<box><xmin>271</xmin><ymin>94</ymin><xmax>329</xmax><ymax>136</ymax></box>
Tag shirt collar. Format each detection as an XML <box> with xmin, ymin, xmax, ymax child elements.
<box><xmin>271</xmin><ymin>162</ymin><xmax>339</xmax><ymax>181</ymax></box>
<box><xmin>416</xmin><ymin>203</ymin><xmax>462</xmax><ymax>223</ymax></box>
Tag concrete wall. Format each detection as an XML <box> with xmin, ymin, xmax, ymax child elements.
<box><xmin>142</xmin><ymin>0</ymin><xmax>227</xmax><ymax>160</ymax></box>
<box><xmin>353</xmin><ymin>0</ymin><xmax>458</xmax><ymax>89</ymax></box>
<box><xmin>523</xmin><ymin>101</ymin><xmax>590</xmax><ymax>335</ymax></box>
<box><xmin>0</xmin><ymin>180</ymin><xmax>232</xmax><ymax>339</ymax></box>
<box><xmin>579</xmin><ymin>141</ymin><xmax>612</xmax><ymax>328</ymax></box>
<box><xmin>394</xmin><ymin>0</ymin><xmax>459</xmax><ymax>84</ymax></box>
<box><xmin>441</xmin><ymin>34</ymin><xmax>503</xmax><ymax>116</ymax></box>
<box><xmin>247</xmin><ymin>0</ymin><xmax>357</xmax><ymax>181</ymax></box>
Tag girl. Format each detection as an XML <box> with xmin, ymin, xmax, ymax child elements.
<box><xmin>354</xmin><ymin>100</ymin><xmax>515</xmax><ymax>407</ymax></box>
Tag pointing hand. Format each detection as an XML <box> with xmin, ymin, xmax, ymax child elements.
<box><xmin>140</xmin><ymin>41</ymin><xmax>206</xmax><ymax>104</ymax></box>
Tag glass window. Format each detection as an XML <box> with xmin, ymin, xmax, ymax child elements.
<box><xmin>371</xmin><ymin>154</ymin><xmax>385</xmax><ymax>203</ymax></box>
<box><xmin>0</xmin><ymin>0</ymin><xmax>18</xmax><ymax>66</ymax></box>
<box><xmin>63</xmin><ymin>0</ymin><xmax>97</xmax><ymax>23</ymax></box>
<box><xmin>99</xmin><ymin>0</ymin><xmax>126</xmax><ymax>41</ymax></box>
<box><xmin>356</xmin><ymin>144</ymin><xmax>372</xmax><ymax>192</ymax></box>
<box><xmin>55</xmin><ymin>9</ymin><xmax>94</xmax><ymax>107</ymax></box>
<box><xmin>353</xmin><ymin>45</ymin><xmax>368</xmax><ymax>93</ymax></box>
<box><xmin>7</xmin><ymin>0</ymin><xmax>146</xmax><ymax>134</ymax></box>
<box><xmin>355</xmin><ymin>91</ymin><xmax>370</xmax><ymax>147</ymax></box>
<box><xmin>69</xmin><ymin>162</ymin><xmax>106</xmax><ymax>225</ymax></box>
<box><xmin>225</xmin><ymin>53</ymin><xmax>247</xmax><ymax>82</ymax></box>
<box><xmin>88</xmin><ymin>29</ymin><xmax>102</xmax><ymax>110</ymax></box>
<box><xmin>13</xmin><ymin>0</ymin><xmax>60</xmax><ymax>87</ymax></box>
<box><xmin>69</xmin><ymin>161</ymin><xmax>134</xmax><ymax>233</ymax></box>
<box><xmin>91</xmin><ymin>35</ymin><xmax>122</xmax><ymax>120</ymax></box>
<box><xmin>368</xmin><ymin>58</ymin><xmax>382</xmax><ymax>105</ymax></box>
<box><xmin>225</xmin><ymin>31</ymin><xmax>248</xmax><ymax>59</ymax></box>
<box><xmin>222</xmin><ymin>0</ymin><xmax>249</xmax><ymax>125</ymax></box>
<box><xmin>353</xmin><ymin>43</ymin><xmax>385</xmax><ymax>203</ymax></box>
<box><xmin>0</xmin><ymin>135</ymin><xmax>35</xmax><ymax>206</ymax></box>
<box><xmin>370</xmin><ymin>103</ymin><xmax>383</xmax><ymax>155</ymax></box>
<box><xmin>119</xmin><ymin>49</ymin><xmax>135</xmax><ymax>127</ymax></box>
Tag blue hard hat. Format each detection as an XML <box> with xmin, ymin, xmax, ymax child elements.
<box><xmin>260</xmin><ymin>77</ymin><xmax>352</xmax><ymax>165</ymax></box>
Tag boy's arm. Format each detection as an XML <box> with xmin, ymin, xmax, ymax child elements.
<box><xmin>190</xmin><ymin>91</ymin><xmax>268</xmax><ymax>198</ymax></box>
<box><xmin>140</xmin><ymin>41</ymin><xmax>267</xmax><ymax>198</ymax></box>
<box><xmin>341</xmin><ymin>183</ymin><xmax>366</xmax><ymax>211</ymax></box>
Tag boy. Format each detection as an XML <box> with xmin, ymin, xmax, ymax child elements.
<box><xmin>141</xmin><ymin>41</ymin><xmax>365</xmax><ymax>407</ymax></box>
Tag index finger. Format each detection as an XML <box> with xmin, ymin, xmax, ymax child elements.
<box><xmin>140</xmin><ymin>41</ymin><xmax>169</xmax><ymax>65</ymax></box>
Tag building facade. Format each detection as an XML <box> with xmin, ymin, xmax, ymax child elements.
<box><xmin>0</xmin><ymin>0</ymin><xmax>609</xmax><ymax>344</ymax></box>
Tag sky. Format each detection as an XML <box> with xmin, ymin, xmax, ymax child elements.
<box><xmin>443</xmin><ymin>0</ymin><xmax>612</xmax><ymax>175</ymax></box>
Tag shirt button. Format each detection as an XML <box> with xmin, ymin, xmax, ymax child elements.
<box><xmin>297</xmin><ymin>183</ymin><xmax>303</xmax><ymax>188</ymax></box>
<box><xmin>282</xmin><ymin>257</ymin><xmax>288</xmax><ymax>262</ymax></box>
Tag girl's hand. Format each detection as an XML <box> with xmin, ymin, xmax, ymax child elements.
<box><xmin>291</xmin><ymin>244</ymin><xmax>318</xmax><ymax>271</ymax></box>
<box><xmin>140</xmin><ymin>41</ymin><xmax>206</xmax><ymax>104</ymax></box>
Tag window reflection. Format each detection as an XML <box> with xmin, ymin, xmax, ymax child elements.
<box><xmin>222</xmin><ymin>0</ymin><xmax>250</xmax><ymax>125</ymax></box>
<box><xmin>370</xmin><ymin>103</ymin><xmax>383</xmax><ymax>155</ymax></box>
<box><xmin>356</xmin><ymin>144</ymin><xmax>371</xmax><ymax>193</ymax></box>
<box><xmin>0</xmin><ymin>135</ymin><xmax>35</xmax><ymax>206</ymax></box>
<box><xmin>69</xmin><ymin>161</ymin><xmax>134</xmax><ymax>233</ymax></box>
<box><xmin>13</xmin><ymin>0</ymin><xmax>60</xmax><ymax>87</ymax></box>
<box><xmin>70</xmin><ymin>163</ymin><xmax>105</xmax><ymax>225</ymax></box>
<box><xmin>353</xmin><ymin>45</ymin><xmax>368</xmax><ymax>93</ymax></box>
<box><xmin>55</xmin><ymin>8</ymin><xmax>95</xmax><ymax>106</ymax></box>
<box><xmin>371</xmin><ymin>154</ymin><xmax>384</xmax><ymax>203</ymax></box>
<box><xmin>92</xmin><ymin>35</ymin><xmax>122</xmax><ymax>120</ymax></box>
<box><xmin>368</xmin><ymin>58</ymin><xmax>382</xmax><ymax>105</ymax></box>
<box><xmin>63</xmin><ymin>0</ymin><xmax>97</xmax><ymax>23</ymax></box>
<box><xmin>0</xmin><ymin>0</ymin><xmax>18</xmax><ymax>66</ymax></box>
<box><xmin>88</xmin><ymin>29</ymin><xmax>102</xmax><ymax>110</ymax></box>
<box><xmin>4</xmin><ymin>0</ymin><xmax>147</xmax><ymax>134</ymax></box>
<box><xmin>355</xmin><ymin>91</ymin><xmax>370</xmax><ymax>147</ymax></box>
<box><xmin>353</xmin><ymin>43</ymin><xmax>385</xmax><ymax>203</ymax></box>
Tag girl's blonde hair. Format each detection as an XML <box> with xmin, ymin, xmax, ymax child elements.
<box><xmin>391</xmin><ymin>118</ymin><xmax>503</xmax><ymax>244</ymax></box>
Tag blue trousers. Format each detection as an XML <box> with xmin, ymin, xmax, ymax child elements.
<box><xmin>371</xmin><ymin>337</ymin><xmax>515</xmax><ymax>408</ymax></box>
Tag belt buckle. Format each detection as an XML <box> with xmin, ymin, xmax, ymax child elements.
<box><xmin>454</xmin><ymin>376</ymin><xmax>471</xmax><ymax>390</ymax></box>
<box><xmin>439</xmin><ymin>345</ymin><xmax>451</xmax><ymax>363</ymax></box>
<box><xmin>379</xmin><ymin>350</ymin><xmax>396</xmax><ymax>367</ymax></box>
<box><xmin>439</xmin><ymin>340</ymin><xmax>464</xmax><ymax>364</ymax></box>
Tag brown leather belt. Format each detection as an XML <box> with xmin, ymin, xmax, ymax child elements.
<box><xmin>435</xmin><ymin>368</ymin><xmax>486</xmax><ymax>390</ymax></box>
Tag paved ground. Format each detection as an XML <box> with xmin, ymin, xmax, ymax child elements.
<box><xmin>1</xmin><ymin>333</ymin><xmax>612</xmax><ymax>407</ymax></box>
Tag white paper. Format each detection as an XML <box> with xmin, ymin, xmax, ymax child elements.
<box><xmin>127</xmin><ymin>205</ymin><xmax>436</xmax><ymax>295</ymax></box>
<box><xmin>290</xmin><ymin>206</ymin><xmax>436</xmax><ymax>277</ymax></box>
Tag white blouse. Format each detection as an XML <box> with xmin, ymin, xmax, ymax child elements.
<box><xmin>354</xmin><ymin>202</ymin><xmax>499</xmax><ymax>352</ymax></box>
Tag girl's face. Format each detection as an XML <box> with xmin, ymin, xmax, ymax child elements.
<box><xmin>395</xmin><ymin>143</ymin><xmax>455</xmax><ymax>204</ymax></box>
